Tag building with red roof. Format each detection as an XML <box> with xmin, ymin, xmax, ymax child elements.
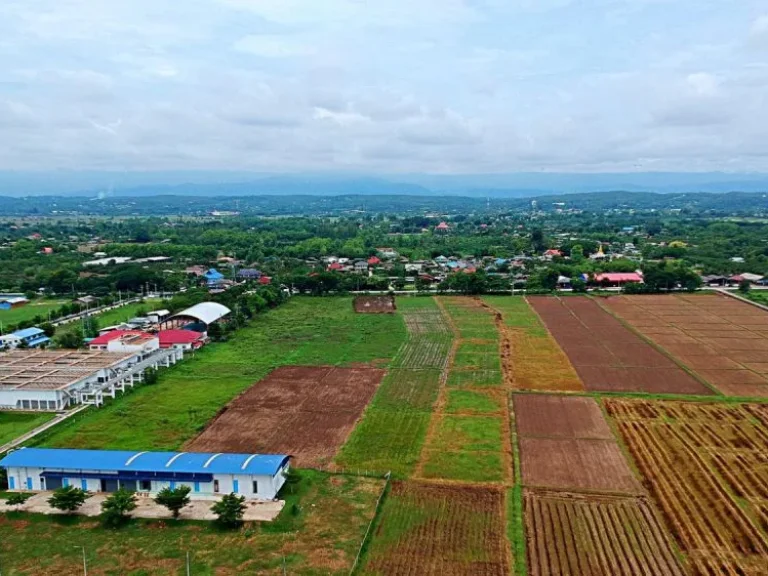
<box><xmin>594</xmin><ymin>272</ymin><xmax>643</xmax><ymax>286</ymax></box>
<box><xmin>367</xmin><ymin>256</ymin><xmax>381</xmax><ymax>266</ymax></box>
<box><xmin>435</xmin><ymin>221</ymin><xmax>449</xmax><ymax>232</ymax></box>
<box><xmin>158</xmin><ymin>330</ymin><xmax>206</xmax><ymax>350</ymax></box>
<box><xmin>258</xmin><ymin>276</ymin><xmax>272</xmax><ymax>285</ymax></box>
<box><xmin>88</xmin><ymin>331</ymin><xmax>159</xmax><ymax>355</ymax></box>
<box><xmin>327</xmin><ymin>262</ymin><xmax>343</xmax><ymax>271</ymax></box>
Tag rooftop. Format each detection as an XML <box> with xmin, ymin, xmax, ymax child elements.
<box><xmin>0</xmin><ymin>448</ymin><xmax>290</xmax><ymax>477</ymax></box>
<box><xmin>0</xmin><ymin>350</ymin><xmax>136</xmax><ymax>390</ymax></box>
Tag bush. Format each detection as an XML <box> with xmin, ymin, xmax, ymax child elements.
<box><xmin>101</xmin><ymin>488</ymin><xmax>138</xmax><ymax>527</ymax></box>
<box><xmin>6</xmin><ymin>492</ymin><xmax>32</xmax><ymax>506</ymax></box>
<box><xmin>211</xmin><ymin>493</ymin><xmax>247</xmax><ymax>527</ymax></box>
<box><xmin>47</xmin><ymin>486</ymin><xmax>91</xmax><ymax>514</ymax></box>
<box><xmin>154</xmin><ymin>485</ymin><xmax>191</xmax><ymax>519</ymax></box>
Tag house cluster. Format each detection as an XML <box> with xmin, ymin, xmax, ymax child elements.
<box><xmin>701</xmin><ymin>273</ymin><xmax>768</xmax><ymax>287</ymax></box>
<box><xmin>185</xmin><ymin>265</ymin><xmax>272</xmax><ymax>294</ymax></box>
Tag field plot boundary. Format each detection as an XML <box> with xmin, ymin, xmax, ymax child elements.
<box><xmin>414</xmin><ymin>297</ymin><xmax>512</xmax><ymax>485</ymax></box>
<box><xmin>605</xmin><ymin>398</ymin><xmax>768</xmax><ymax>575</ymax></box>
<box><xmin>336</xmin><ymin>297</ymin><xmax>454</xmax><ymax>477</ymax></box>
<box><xmin>529</xmin><ymin>295</ymin><xmax>712</xmax><ymax>395</ymax></box>
<box><xmin>185</xmin><ymin>365</ymin><xmax>385</xmax><ymax>468</ymax></box>
<box><xmin>592</xmin><ymin>295</ymin><xmax>720</xmax><ymax>396</ymax></box>
<box><xmin>524</xmin><ymin>489</ymin><xmax>686</xmax><ymax>576</ymax></box>
<box><xmin>601</xmin><ymin>293</ymin><xmax>768</xmax><ymax>398</ymax></box>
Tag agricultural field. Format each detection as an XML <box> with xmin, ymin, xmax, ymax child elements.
<box><xmin>529</xmin><ymin>296</ymin><xmax>712</xmax><ymax>395</ymax></box>
<box><xmin>353</xmin><ymin>295</ymin><xmax>396</xmax><ymax>313</ymax></box>
<box><xmin>483</xmin><ymin>296</ymin><xmax>583</xmax><ymax>392</ymax></box>
<box><xmin>0</xmin><ymin>300</ymin><xmax>66</xmax><ymax>326</ymax></box>
<box><xmin>337</xmin><ymin>297</ymin><xmax>452</xmax><ymax>476</ymax></box>
<box><xmin>415</xmin><ymin>297</ymin><xmax>509</xmax><ymax>483</ymax></box>
<box><xmin>361</xmin><ymin>481</ymin><xmax>510</xmax><ymax>576</ymax></box>
<box><xmin>0</xmin><ymin>470</ymin><xmax>384</xmax><ymax>575</ymax></box>
<box><xmin>602</xmin><ymin>293</ymin><xmax>768</xmax><ymax>397</ymax></box>
<box><xmin>0</xmin><ymin>411</ymin><xmax>56</xmax><ymax>446</ymax></box>
<box><xmin>37</xmin><ymin>297</ymin><xmax>406</xmax><ymax>451</ymax></box>
<box><xmin>185</xmin><ymin>365</ymin><xmax>385</xmax><ymax>468</ymax></box>
<box><xmin>605</xmin><ymin>399</ymin><xmax>768</xmax><ymax>575</ymax></box>
<box><xmin>525</xmin><ymin>490</ymin><xmax>685</xmax><ymax>576</ymax></box>
<box><xmin>514</xmin><ymin>394</ymin><xmax>640</xmax><ymax>493</ymax></box>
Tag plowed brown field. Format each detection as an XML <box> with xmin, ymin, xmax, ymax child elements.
<box><xmin>602</xmin><ymin>294</ymin><xmax>768</xmax><ymax>397</ymax></box>
<box><xmin>515</xmin><ymin>394</ymin><xmax>641</xmax><ymax>494</ymax></box>
<box><xmin>525</xmin><ymin>490</ymin><xmax>686</xmax><ymax>576</ymax></box>
<box><xmin>354</xmin><ymin>295</ymin><xmax>396</xmax><ymax>313</ymax></box>
<box><xmin>362</xmin><ymin>481</ymin><xmax>509</xmax><ymax>576</ymax></box>
<box><xmin>185</xmin><ymin>365</ymin><xmax>385</xmax><ymax>467</ymax></box>
<box><xmin>528</xmin><ymin>296</ymin><xmax>711</xmax><ymax>395</ymax></box>
<box><xmin>605</xmin><ymin>399</ymin><xmax>768</xmax><ymax>575</ymax></box>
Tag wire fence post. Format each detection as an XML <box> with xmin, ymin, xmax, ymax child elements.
<box><xmin>348</xmin><ymin>471</ymin><xmax>391</xmax><ymax>575</ymax></box>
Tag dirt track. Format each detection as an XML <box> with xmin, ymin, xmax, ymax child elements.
<box><xmin>186</xmin><ymin>365</ymin><xmax>385</xmax><ymax>468</ymax></box>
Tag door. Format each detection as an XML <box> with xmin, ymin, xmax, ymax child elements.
<box><xmin>100</xmin><ymin>478</ymin><xmax>119</xmax><ymax>493</ymax></box>
<box><xmin>81</xmin><ymin>479</ymin><xmax>88</xmax><ymax>491</ymax></box>
<box><xmin>233</xmin><ymin>479</ymin><xmax>239</xmax><ymax>494</ymax></box>
<box><xmin>26</xmin><ymin>477</ymin><xmax>32</xmax><ymax>490</ymax></box>
<box><xmin>8</xmin><ymin>476</ymin><xmax>14</xmax><ymax>490</ymax></box>
<box><xmin>39</xmin><ymin>477</ymin><xmax>46</xmax><ymax>491</ymax></box>
<box><xmin>45</xmin><ymin>477</ymin><xmax>62</xmax><ymax>490</ymax></box>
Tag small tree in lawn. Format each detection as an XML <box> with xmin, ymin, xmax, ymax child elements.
<box><xmin>101</xmin><ymin>488</ymin><xmax>138</xmax><ymax>527</ymax></box>
<box><xmin>154</xmin><ymin>485</ymin><xmax>191</xmax><ymax>519</ymax></box>
<box><xmin>211</xmin><ymin>493</ymin><xmax>247</xmax><ymax>527</ymax></box>
<box><xmin>738</xmin><ymin>279</ymin><xmax>751</xmax><ymax>294</ymax></box>
<box><xmin>47</xmin><ymin>486</ymin><xmax>91</xmax><ymax>514</ymax></box>
<box><xmin>6</xmin><ymin>492</ymin><xmax>32</xmax><ymax>507</ymax></box>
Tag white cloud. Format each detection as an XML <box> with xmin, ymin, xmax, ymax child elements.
<box><xmin>233</xmin><ymin>35</ymin><xmax>315</xmax><ymax>58</ymax></box>
<box><xmin>686</xmin><ymin>72</ymin><xmax>719</xmax><ymax>96</ymax></box>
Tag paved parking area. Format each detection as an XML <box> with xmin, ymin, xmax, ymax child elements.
<box><xmin>0</xmin><ymin>492</ymin><xmax>284</xmax><ymax>521</ymax></box>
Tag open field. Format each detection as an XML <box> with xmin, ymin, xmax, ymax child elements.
<box><xmin>529</xmin><ymin>296</ymin><xmax>712</xmax><ymax>395</ymax></box>
<box><xmin>0</xmin><ymin>300</ymin><xmax>66</xmax><ymax>326</ymax></box>
<box><xmin>525</xmin><ymin>490</ymin><xmax>686</xmax><ymax>576</ymax></box>
<box><xmin>414</xmin><ymin>297</ymin><xmax>509</xmax><ymax>483</ymax></box>
<box><xmin>186</xmin><ymin>365</ymin><xmax>385</xmax><ymax>468</ymax></box>
<box><xmin>337</xmin><ymin>297</ymin><xmax>451</xmax><ymax>476</ymax></box>
<box><xmin>482</xmin><ymin>296</ymin><xmax>584</xmax><ymax>392</ymax></box>
<box><xmin>53</xmin><ymin>299</ymin><xmax>162</xmax><ymax>336</ymax></box>
<box><xmin>361</xmin><ymin>481</ymin><xmax>510</xmax><ymax>576</ymax></box>
<box><xmin>36</xmin><ymin>297</ymin><xmax>406</xmax><ymax>450</ymax></box>
<box><xmin>605</xmin><ymin>398</ymin><xmax>768</xmax><ymax>575</ymax></box>
<box><xmin>0</xmin><ymin>411</ymin><xmax>56</xmax><ymax>446</ymax></box>
<box><xmin>602</xmin><ymin>293</ymin><xmax>768</xmax><ymax>397</ymax></box>
<box><xmin>354</xmin><ymin>295</ymin><xmax>396</xmax><ymax>313</ymax></box>
<box><xmin>515</xmin><ymin>394</ymin><xmax>641</xmax><ymax>493</ymax></box>
<box><xmin>0</xmin><ymin>470</ymin><xmax>384</xmax><ymax>575</ymax></box>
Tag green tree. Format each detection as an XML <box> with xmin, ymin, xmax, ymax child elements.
<box><xmin>101</xmin><ymin>488</ymin><xmax>138</xmax><ymax>527</ymax></box>
<box><xmin>571</xmin><ymin>278</ymin><xmax>587</xmax><ymax>293</ymax></box>
<box><xmin>55</xmin><ymin>327</ymin><xmax>84</xmax><ymax>349</ymax></box>
<box><xmin>6</xmin><ymin>492</ymin><xmax>32</xmax><ymax>506</ymax></box>
<box><xmin>738</xmin><ymin>279</ymin><xmax>751</xmax><ymax>294</ymax></box>
<box><xmin>570</xmin><ymin>244</ymin><xmax>584</xmax><ymax>262</ymax></box>
<box><xmin>154</xmin><ymin>485</ymin><xmax>191</xmax><ymax>519</ymax></box>
<box><xmin>40</xmin><ymin>322</ymin><xmax>56</xmax><ymax>338</ymax></box>
<box><xmin>47</xmin><ymin>486</ymin><xmax>91</xmax><ymax>514</ymax></box>
<box><xmin>211</xmin><ymin>492</ymin><xmax>247</xmax><ymax>527</ymax></box>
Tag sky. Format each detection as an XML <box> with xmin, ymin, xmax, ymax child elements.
<box><xmin>0</xmin><ymin>0</ymin><xmax>767</xmax><ymax>174</ymax></box>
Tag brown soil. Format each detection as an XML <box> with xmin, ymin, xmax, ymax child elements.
<box><xmin>185</xmin><ymin>365</ymin><xmax>385</xmax><ymax>468</ymax></box>
<box><xmin>513</xmin><ymin>394</ymin><xmax>615</xmax><ymax>440</ymax></box>
<box><xmin>528</xmin><ymin>296</ymin><xmax>712</xmax><ymax>395</ymax></box>
<box><xmin>363</xmin><ymin>481</ymin><xmax>509</xmax><ymax>576</ymax></box>
<box><xmin>525</xmin><ymin>489</ymin><xmax>686</xmax><ymax>576</ymax></box>
<box><xmin>605</xmin><ymin>398</ymin><xmax>768</xmax><ymax>575</ymax></box>
<box><xmin>602</xmin><ymin>293</ymin><xmax>768</xmax><ymax>397</ymax></box>
<box><xmin>353</xmin><ymin>295</ymin><xmax>396</xmax><ymax>313</ymax></box>
<box><xmin>519</xmin><ymin>437</ymin><xmax>642</xmax><ymax>494</ymax></box>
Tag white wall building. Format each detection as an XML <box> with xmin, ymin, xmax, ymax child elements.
<box><xmin>0</xmin><ymin>448</ymin><xmax>290</xmax><ymax>501</ymax></box>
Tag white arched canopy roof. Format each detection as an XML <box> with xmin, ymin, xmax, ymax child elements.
<box><xmin>169</xmin><ymin>302</ymin><xmax>231</xmax><ymax>326</ymax></box>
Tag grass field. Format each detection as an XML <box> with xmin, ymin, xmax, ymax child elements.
<box><xmin>54</xmin><ymin>299</ymin><xmax>162</xmax><ymax>336</ymax></box>
<box><xmin>483</xmin><ymin>296</ymin><xmax>583</xmax><ymax>392</ymax></box>
<box><xmin>36</xmin><ymin>297</ymin><xmax>406</xmax><ymax>451</ymax></box>
<box><xmin>336</xmin><ymin>297</ymin><xmax>450</xmax><ymax>476</ymax></box>
<box><xmin>0</xmin><ymin>300</ymin><xmax>66</xmax><ymax>327</ymax></box>
<box><xmin>0</xmin><ymin>412</ymin><xmax>56</xmax><ymax>446</ymax></box>
<box><xmin>0</xmin><ymin>470</ymin><xmax>384</xmax><ymax>575</ymax></box>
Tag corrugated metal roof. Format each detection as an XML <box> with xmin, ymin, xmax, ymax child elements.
<box><xmin>12</xmin><ymin>327</ymin><xmax>45</xmax><ymax>339</ymax></box>
<box><xmin>0</xmin><ymin>448</ymin><xmax>289</xmax><ymax>476</ymax></box>
<box><xmin>169</xmin><ymin>302</ymin><xmax>231</xmax><ymax>325</ymax></box>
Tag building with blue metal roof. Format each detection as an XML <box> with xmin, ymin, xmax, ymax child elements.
<box><xmin>0</xmin><ymin>448</ymin><xmax>290</xmax><ymax>500</ymax></box>
<box><xmin>0</xmin><ymin>327</ymin><xmax>50</xmax><ymax>350</ymax></box>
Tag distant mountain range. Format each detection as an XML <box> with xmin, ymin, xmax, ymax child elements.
<box><xmin>1</xmin><ymin>171</ymin><xmax>767</xmax><ymax>198</ymax></box>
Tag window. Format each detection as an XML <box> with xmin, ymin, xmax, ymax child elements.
<box><xmin>140</xmin><ymin>480</ymin><xmax>151</xmax><ymax>491</ymax></box>
<box><xmin>213</xmin><ymin>479</ymin><xmax>220</xmax><ymax>493</ymax></box>
<box><xmin>252</xmin><ymin>480</ymin><xmax>258</xmax><ymax>494</ymax></box>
